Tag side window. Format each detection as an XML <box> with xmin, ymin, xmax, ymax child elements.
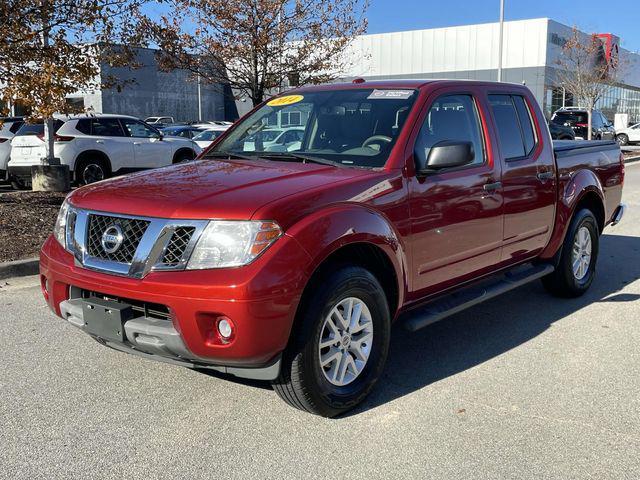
<box><xmin>92</xmin><ymin>118</ymin><xmax>125</xmax><ymax>137</ymax></box>
<box><xmin>416</xmin><ymin>94</ymin><xmax>485</xmax><ymax>166</ymax></box>
<box><xmin>512</xmin><ymin>96</ymin><xmax>536</xmax><ymax>156</ymax></box>
<box><xmin>489</xmin><ymin>95</ymin><xmax>526</xmax><ymax>160</ymax></box>
<box><xmin>75</xmin><ymin>119</ymin><xmax>92</xmax><ymax>135</ymax></box>
<box><xmin>121</xmin><ymin>119</ymin><xmax>159</xmax><ymax>138</ymax></box>
<box><xmin>9</xmin><ymin>121</ymin><xmax>24</xmax><ymax>134</ymax></box>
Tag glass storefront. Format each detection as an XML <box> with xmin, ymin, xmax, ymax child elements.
<box><xmin>543</xmin><ymin>84</ymin><xmax>640</xmax><ymax>125</ymax></box>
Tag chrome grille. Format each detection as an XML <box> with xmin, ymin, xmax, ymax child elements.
<box><xmin>86</xmin><ymin>214</ymin><xmax>150</xmax><ymax>264</ymax></box>
<box><xmin>161</xmin><ymin>227</ymin><xmax>196</xmax><ymax>266</ymax></box>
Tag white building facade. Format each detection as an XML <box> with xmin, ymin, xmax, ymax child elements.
<box><xmin>339</xmin><ymin>18</ymin><xmax>640</xmax><ymax>122</ymax></box>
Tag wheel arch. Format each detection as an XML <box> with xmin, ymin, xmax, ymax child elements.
<box><xmin>172</xmin><ymin>147</ymin><xmax>196</xmax><ymax>163</ymax></box>
<box><xmin>73</xmin><ymin>150</ymin><xmax>112</xmax><ymax>178</ymax></box>
<box><xmin>289</xmin><ymin>205</ymin><xmax>408</xmax><ymax>324</ymax></box>
<box><xmin>540</xmin><ymin>169</ymin><xmax>606</xmax><ymax>260</ymax></box>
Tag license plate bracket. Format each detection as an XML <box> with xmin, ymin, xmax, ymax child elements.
<box><xmin>83</xmin><ymin>297</ymin><xmax>134</xmax><ymax>342</ymax></box>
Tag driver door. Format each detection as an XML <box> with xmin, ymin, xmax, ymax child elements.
<box><xmin>120</xmin><ymin>118</ymin><xmax>171</xmax><ymax>168</ymax></box>
<box><xmin>407</xmin><ymin>90</ymin><xmax>504</xmax><ymax>296</ymax></box>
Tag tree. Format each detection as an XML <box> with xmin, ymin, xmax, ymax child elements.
<box><xmin>141</xmin><ymin>0</ymin><xmax>368</xmax><ymax>107</ymax></box>
<box><xmin>0</xmin><ymin>0</ymin><xmax>147</xmax><ymax>162</ymax></box>
<box><xmin>555</xmin><ymin>27</ymin><xmax>620</xmax><ymax>140</ymax></box>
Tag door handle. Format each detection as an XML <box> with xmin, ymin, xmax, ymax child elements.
<box><xmin>133</xmin><ymin>142</ymin><xmax>141</xmax><ymax>146</ymax></box>
<box><xmin>536</xmin><ymin>171</ymin><xmax>554</xmax><ymax>181</ymax></box>
<box><xmin>483</xmin><ymin>181</ymin><xmax>502</xmax><ymax>192</ymax></box>
<box><xmin>95</xmin><ymin>140</ymin><xmax>104</xmax><ymax>144</ymax></box>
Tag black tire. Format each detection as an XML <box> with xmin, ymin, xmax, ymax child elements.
<box><xmin>75</xmin><ymin>157</ymin><xmax>110</xmax><ymax>185</ymax></box>
<box><xmin>10</xmin><ymin>178</ymin><xmax>29</xmax><ymax>190</ymax></box>
<box><xmin>542</xmin><ymin>209</ymin><xmax>599</xmax><ymax>297</ymax></box>
<box><xmin>273</xmin><ymin>266</ymin><xmax>391</xmax><ymax>417</ymax></box>
<box><xmin>616</xmin><ymin>134</ymin><xmax>629</xmax><ymax>146</ymax></box>
<box><xmin>173</xmin><ymin>149</ymin><xmax>196</xmax><ymax>164</ymax></box>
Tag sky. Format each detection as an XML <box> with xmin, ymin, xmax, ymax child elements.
<box><xmin>364</xmin><ymin>0</ymin><xmax>640</xmax><ymax>51</ymax></box>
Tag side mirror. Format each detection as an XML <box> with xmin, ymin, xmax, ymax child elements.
<box><xmin>414</xmin><ymin>140</ymin><xmax>474</xmax><ymax>175</ymax></box>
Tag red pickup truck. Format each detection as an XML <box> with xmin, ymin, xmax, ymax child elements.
<box><xmin>40</xmin><ymin>80</ymin><xmax>625</xmax><ymax>417</ymax></box>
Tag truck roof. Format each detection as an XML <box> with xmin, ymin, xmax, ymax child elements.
<box><xmin>290</xmin><ymin>79</ymin><xmax>529</xmax><ymax>92</ymax></box>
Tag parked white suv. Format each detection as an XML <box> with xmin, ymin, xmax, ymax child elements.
<box><xmin>8</xmin><ymin>114</ymin><xmax>201</xmax><ymax>187</ymax></box>
<box><xmin>616</xmin><ymin>123</ymin><xmax>640</xmax><ymax>146</ymax></box>
<box><xmin>0</xmin><ymin>117</ymin><xmax>25</xmax><ymax>180</ymax></box>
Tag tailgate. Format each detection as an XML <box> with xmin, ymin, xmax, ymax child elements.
<box><xmin>9</xmin><ymin>135</ymin><xmax>46</xmax><ymax>165</ymax></box>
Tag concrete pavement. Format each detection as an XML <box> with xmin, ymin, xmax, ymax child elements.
<box><xmin>1</xmin><ymin>164</ymin><xmax>640</xmax><ymax>479</ymax></box>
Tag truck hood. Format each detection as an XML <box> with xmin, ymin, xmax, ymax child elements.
<box><xmin>69</xmin><ymin>158</ymin><xmax>372</xmax><ymax>220</ymax></box>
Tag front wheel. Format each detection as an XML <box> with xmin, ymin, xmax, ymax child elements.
<box><xmin>273</xmin><ymin>266</ymin><xmax>390</xmax><ymax>417</ymax></box>
<box><xmin>542</xmin><ymin>209</ymin><xmax>599</xmax><ymax>297</ymax></box>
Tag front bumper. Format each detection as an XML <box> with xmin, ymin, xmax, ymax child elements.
<box><xmin>40</xmin><ymin>234</ymin><xmax>312</xmax><ymax>380</ymax></box>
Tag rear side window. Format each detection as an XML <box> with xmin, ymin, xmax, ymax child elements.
<box><xmin>75</xmin><ymin>119</ymin><xmax>92</xmax><ymax>135</ymax></box>
<box><xmin>489</xmin><ymin>94</ymin><xmax>537</xmax><ymax>160</ymax></box>
<box><xmin>416</xmin><ymin>94</ymin><xmax>485</xmax><ymax>166</ymax></box>
<box><xmin>9</xmin><ymin>121</ymin><xmax>24</xmax><ymax>134</ymax></box>
<box><xmin>92</xmin><ymin>118</ymin><xmax>125</xmax><ymax>137</ymax></box>
<box><xmin>513</xmin><ymin>96</ymin><xmax>536</xmax><ymax>155</ymax></box>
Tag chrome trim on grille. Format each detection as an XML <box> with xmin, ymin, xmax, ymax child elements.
<box><xmin>67</xmin><ymin>208</ymin><xmax>208</xmax><ymax>278</ymax></box>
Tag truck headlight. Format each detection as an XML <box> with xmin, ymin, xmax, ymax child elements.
<box><xmin>53</xmin><ymin>200</ymin><xmax>70</xmax><ymax>248</ymax></box>
<box><xmin>187</xmin><ymin>221</ymin><xmax>282</xmax><ymax>269</ymax></box>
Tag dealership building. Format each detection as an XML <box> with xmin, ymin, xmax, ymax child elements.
<box><xmin>339</xmin><ymin>18</ymin><xmax>640</xmax><ymax>123</ymax></box>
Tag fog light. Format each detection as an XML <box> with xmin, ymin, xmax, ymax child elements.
<box><xmin>217</xmin><ymin>317</ymin><xmax>233</xmax><ymax>339</ymax></box>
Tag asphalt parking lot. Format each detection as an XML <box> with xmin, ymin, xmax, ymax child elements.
<box><xmin>1</xmin><ymin>164</ymin><xmax>639</xmax><ymax>479</ymax></box>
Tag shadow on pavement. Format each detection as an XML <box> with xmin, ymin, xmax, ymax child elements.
<box><xmin>194</xmin><ymin>233</ymin><xmax>640</xmax><ymax>415</ymax></box>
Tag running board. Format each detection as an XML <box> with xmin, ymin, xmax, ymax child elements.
<box><xmin>402</xmin><ymin>263</ymin><xmax>555</xmax><ymax>332</ymax></box>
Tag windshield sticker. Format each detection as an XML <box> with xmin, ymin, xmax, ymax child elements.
<box><xmin>367</xmin><ymin>89</ymin><xmax>414</xmax><ymax>100</ymax></box>
<box><xmin>267</xmin><ymin>95</ymin><xmax>304</xmax><ymax>107</ymax></box>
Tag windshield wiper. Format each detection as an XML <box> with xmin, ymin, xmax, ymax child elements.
<box><xmin>257</xmin><ymin>152</ymin><xmax>344</xmax><ymax>168</ymax></box>
<box><xmin>202</xmin><ymin>151</ymin><xmax>257</xmax><ymax>161</ymax></box>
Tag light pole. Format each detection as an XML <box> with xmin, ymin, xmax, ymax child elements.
<box><xmin>497</xmin><ymin>0</ymin><xmax>505</xmax><ymax>82</ymax></box>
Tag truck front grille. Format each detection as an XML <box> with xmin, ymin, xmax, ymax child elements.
<box><xmin>86</xmin><ymin>214</ymin><xmax>150</xmax><ymax>264</ymax></box>
<box><xmin>161</xmin><ymin>227</ymin><xmax>196</xmax><ymax>267</ymax></box>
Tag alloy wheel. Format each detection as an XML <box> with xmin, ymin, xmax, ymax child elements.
<box><xmin>318</xmin><ymin>297</ymin><xmax>374</xmax><ymax>387</ymax></box>
<box><xmin>571</xmin><ymin>226</ymin><xmax>592</xmax><ymax>280</ymax></box>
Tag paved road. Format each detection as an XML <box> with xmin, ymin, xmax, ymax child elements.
<box><xmin>2</xmin><ymin>165</ymin><xmax>640</xmax><ymax>479</ymax></box>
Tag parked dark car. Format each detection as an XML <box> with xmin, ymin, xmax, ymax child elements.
<box><xmin>548</xmin><ymin>120</ymin><xmax>575</xmax><ymax>140</ymax></box>
<box><xmin>161</xmin><ymin>125</ymin><xmax>207</xmax><ymax>139</ymax></box>
<box><xmin>551</xmin><ymin>108</ymin><xmax>615</xmax><ymax>140</ymax></box>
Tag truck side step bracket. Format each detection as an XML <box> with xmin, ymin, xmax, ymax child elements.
<box><xmin>402</xmin><ymin>263</ymin><xmax>555</xmax><ymax>332</ymax></box>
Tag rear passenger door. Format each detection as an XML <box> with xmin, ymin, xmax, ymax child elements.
<box><xmin>488</xmin><ymin>94</ymin><xmax>556</xmax><ymax>263</ymax></box>
<box><xmin>408</xmin><ymin>90</ymin><xmax>504</xmax><ymax>295</ymax></box>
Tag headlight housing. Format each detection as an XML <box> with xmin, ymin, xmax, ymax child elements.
<box><xmin>53</xmin><ymin>199</ymin><xmax>70</xmax><ymax>248</ymax></box>
<box><xmin>187</xmin><ymin>220</ymin><xmax>282</xmax><ymax>269</ymax></box>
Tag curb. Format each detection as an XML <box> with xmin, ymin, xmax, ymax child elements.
<box><xmin>0</xmin><ymin>257</ymin><xmax>39</xmax><ymax>281</ymax></box>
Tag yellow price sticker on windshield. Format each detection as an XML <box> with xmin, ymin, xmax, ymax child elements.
<box><xmin>267</xmin><ymin>95</ymin><xmax>304</xmax><ymax>107</ymax></box>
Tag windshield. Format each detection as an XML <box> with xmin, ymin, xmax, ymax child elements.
<box><xmin>210</xmin><ymin>88</ymin><xmax>418</xmax><ymax>168</ymax></box>
<box><xmin>194</xmin><ymin>130</ymin><xmax>223</xmax><ymax>141</ymax></box>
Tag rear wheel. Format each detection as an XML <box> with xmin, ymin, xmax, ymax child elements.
<box><xmin>10</xmin><ymin>178</ymin><xmax>29</xmax><ymax>190</ymax></box>
<box><xmin>542</xmin><ymin>209</ymin><xmax>599</xmax><ymax>297</ymax></box>
<box><xmin>76</xmin><ymin>157</ymin><xmax>109</xmax><ymax>185</ymax></box>
<box><xmin>273</xmin><ymin>266</ymin><xmax>390</xmax><ymax>417</ymax></box>
<box><xmin>616</xmin><ymin>134</ymin><xmax>629</xmax><ymax>146</ymax></box>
